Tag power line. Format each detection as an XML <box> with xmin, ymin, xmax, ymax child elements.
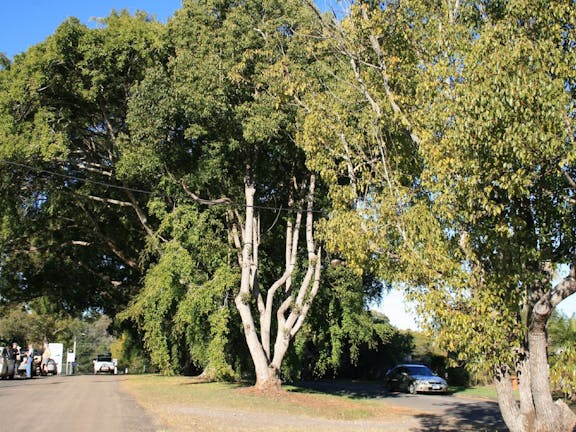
<box><xmin>2</xmin><ymin>159</ymin><xmax>155</xmax><ymax>196</ymax></box>
<box><xmin>0</xmin><ymin>159</ymin><xmax>327</xmax><ymax>215</ymax></box>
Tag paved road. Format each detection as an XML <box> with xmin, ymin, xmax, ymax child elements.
<box><xmin>380</xmin><ymin>391</ymin><xmax>507</xmax><ymax>431</ymax></box>
<box><xmin>294</xmin><ymin>381</ymin><xmax>509</xmax><ymax>431</ymax></box>
<box><xmin>0</xmin><ymin>374</ymin><xmax>159</xmax><ymax>432</ymax></box>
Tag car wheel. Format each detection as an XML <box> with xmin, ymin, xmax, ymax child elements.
<box><xmin>409</xmin><ymin>382</ymin><xmax>417</xmax><ymax>395</ymax></box>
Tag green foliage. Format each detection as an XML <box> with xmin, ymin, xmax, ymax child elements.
<box><xmin>121</xmin><ymin>0</ymin><xmax>327</xmax><ymax>383</ymax></box>
<box><xmin>73</xmin><ymin>314</ymin><xmax>118</xmax><ymax>373</ymax></box>
<box><xmin>313</xmin><ymin>0</ymin><xmax>576</xmax><ymax>380</ymax></box>
<box><xmin>110</xmin><ymin>330</ymin><xmax>150</xmax><ymax>374</ymax></box>
<box><xmin>0</xmin><ymin>298</ymin><xmax>73</xmax><ymax>345</ymax></box>
<box><xmin>119</xmin><ymin>241</ymin><xmax>193</xmax><ymax>374</ymax></box>
<box><xmin>0</xmin><ymin>10</ymin><xmax>167</xmax><ymax>314</ymax></box>
<box><xmin>548</xmin><ymin>311</ymin><xmax>576</xmax><ymax>350</ymax></box>
<box><xmin>174</xmin><ymin>266</ymin><xmax>240</xmax><ymax>380</ymax></box>
<box><xmin>296</xmin><ymin>0</ymin><xmax>461</xmax><ymax>287</ymax></box>
<box><xmin>548</xmin><ymin>311</ymin><xmax>576</xmax><ymax>400</ymax></box>
<box><xmin>0</xmin><ymin>301</ymin><xmax>118</xmax><ymax>373</ymax></box>
<box><xmin>10</xmin><ymin>1</ymin><xmax>575</xmax><ymax>407</ymax></box>
<box><xmin>302</xmin><ymin>3</ymin><xmax>576</xmax><ymax>428</ymax></box>
<box><xmin>286</xmin><ymin>266</ymin><xmax>394</xmax><ymax>379</ymax></box>
<box><xmin>411</xmin><ymin>0</ymin><xmax>576</xmax><ymax>375</ymax></box>
<box><xmin>119</xmin><ymin>203</ymin><xmax>240</xmax><ymax>376</ymax></box>
<box><xmin>550</xmin><ymin>346</ymin><xmax>576</xmax><ymax>401</ymax></box>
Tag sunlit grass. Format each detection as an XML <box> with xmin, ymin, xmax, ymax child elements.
<box><xmin>450</xmin><ymin>385</ymin><xmax>517</xmax><ymax>400</ymax></box>
<box><xmin>121</xmin><ymin>375</ymin><xmax>416</xmax><ymax>431</ymax></box>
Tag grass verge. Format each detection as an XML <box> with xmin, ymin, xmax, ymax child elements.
<box><xmin>450</xmin><ymin>385</ymin><xmax>499</xmax><ymax>400</ymax></box>
<box><xmin>121</xmin><ymin>375</ymin><xmax>417</xmax><ymax>432</ymax></box>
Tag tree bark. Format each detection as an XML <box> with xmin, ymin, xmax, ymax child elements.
<box><xmin>495</xmin><ymin>276</ymin><xmax>576</xmax><ymax>432</ymax></box>
<box><xmin>234</xmin><ymin>179</ymin><xmax>274</xmax><ymax>388</ymax></box>
<box><xmin>233</xmin><ymin>174</ymin><xmax>320</xmax><ymax>391</ymax></box>
<box><xmin>528</xmin><ymin>328</ymin><xmax>561</xmax><ymax>432</ymax></box>
<box><xmin>495</xmin><ymin>367</ymin><xmax>524</xmax><ymax>432</ymax></box>
<box><xmin>528</xmin><ymin>291</ymin><xmax>576</xmax><ymax>432</ymax></box>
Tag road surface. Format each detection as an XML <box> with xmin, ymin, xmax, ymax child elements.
<box><xmin>0</xmin><ymin>374</ymin><xmax>159</xmax><ymax>432</ymax></box>
<box><xmin>294</xmin><ymin>381</ymin><xmax>508</xmax><ymax>431</ymax></box>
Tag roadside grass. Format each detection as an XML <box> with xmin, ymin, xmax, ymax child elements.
<box><xmin>121</xmin><ymin>375</ymin><xmax>417</xmax><ymax>431</ymax></box>
<box><xmin>450</xmin><ymin>385</ymin><xmax>499</xmax><ymax>400</ymax></box>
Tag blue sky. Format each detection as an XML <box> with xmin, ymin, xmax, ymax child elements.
<box><xmin>1</xmin><ymin>1</ymin><xmax>338</xmax><ymax>60</ymax></box>
<box><xmin>1</xmin><ymin>1</ymin><xmax>183</xmax><ymax>59</ymax></box>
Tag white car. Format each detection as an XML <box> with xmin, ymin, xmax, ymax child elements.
<box><xmin>385</xmin><ymin>364</ymin><xmax>448</xmax><ymax>394</ymax></box>
<box><xmin>93</xmin><ymin>354</ymin><xmax>117</xmax><ymax>374</ymax></box>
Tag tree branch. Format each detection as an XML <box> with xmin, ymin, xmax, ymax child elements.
<box><xmin>181</xmin><ymin>181</ymin><xmax>233</xmax><ymax>206</ymax></box>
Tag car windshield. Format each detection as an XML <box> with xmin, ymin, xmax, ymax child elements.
<box><xmin>406</xmin><ymin>365</ymin><xmax>435</xmax><ymax>376</ymax></box>
<box><xmin>97</xmin><ymin>355</ymin><xmax>112</xmax><ymax>362</ymax></box>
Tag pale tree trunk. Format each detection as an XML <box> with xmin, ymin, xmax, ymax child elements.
<box><xmin>495</xmin><ymin>366</ymin><xmax>524</xmax><ymax>432</ymax></box>
<box><xmin>233</xmin><ymin>175</ymin><xmax>321</xmax><ymax>391</ymax></box>
<box><xmin>234</xmin><ymin>180</ymin><xmax>272</xmax><ymax>387</ymax></box>
<box><xmin>496</xmin><ymin>335</ymin><xmax>576</xmax><ymax>432</ymax></box>
<box><xmin>495</xmin><ymin>273</ymin><xmax>576</xmax><ymax>432</ymax></box>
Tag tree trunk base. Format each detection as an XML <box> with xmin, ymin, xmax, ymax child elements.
<box><xmin>252</xmin><ymin>375</ymin><xmax>283</xmax><ymax>394</ymax></box>
<box><xmin>195</xmin><ymin>370</ymin><xmax>217</xmax><ymax>382</ymax></box>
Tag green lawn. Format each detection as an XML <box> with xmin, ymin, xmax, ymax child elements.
<box><xmin>450</xmin><ymin>385</ymin><xmax>499</xmax><ymax>399</ymax></box>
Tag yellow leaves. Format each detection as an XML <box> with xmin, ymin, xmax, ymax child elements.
<box><xmin>318</xmin><ymin>211</ymin><xmax>372</xmax><ymax>276</ymax></box>
<box><xmin>388</xmin><ymin>55</ymin><xmax>402</xmax><ymax>68</ymax></box>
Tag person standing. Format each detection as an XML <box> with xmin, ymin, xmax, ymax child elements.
<box><xmin>41</xmin><ymin>341</ymin><xmax>51</xmax><ymax>374</ymax></box>
<box><xmin>11</xmin><ymin>342</ymin><xmax>20</xmax><ymax>362</ymax></box>
<box><xmin>25</xmin><ymin>344</ymin><xmax>34</xmax><ymax>378</ymax></box>
<box><xmin>11</xmin><ymin>342</ymin><xmax>21</xmax><ymax>374</ymax></box>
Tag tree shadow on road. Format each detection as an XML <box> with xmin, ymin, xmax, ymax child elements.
<box><xmin>290</xmin><ymin>381</ymin><xmax>509</xmax><ymax>431</ymax></box>
<box><xmin>408</xmin><ymin>402</ymin><xmax>508</xmax><ymax>431</ymax></box>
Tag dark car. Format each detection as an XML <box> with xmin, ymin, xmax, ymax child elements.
<box><xmin>0</xmin><ymin>347</ymin><xmax>16</xmax><ymax>379</ymax></box>
<box><xmin>384</xmin><ymin>363</ymin><xmax>448</xmax><ymax>394</ymax></box>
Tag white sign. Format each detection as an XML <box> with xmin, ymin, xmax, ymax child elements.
<box><xmin>48</xmin><ymin>343</ymin><xmax>64</xmax><ymax>375</ymax></box>
<box><xmin>66</xmin><ymin>351</ymin><xmax>76</xmax><ymax>363</ymax></box>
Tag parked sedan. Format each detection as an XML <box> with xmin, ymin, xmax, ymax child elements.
<box><xmin>384</xmin><ymin>364</ymin><xmax>448</xmax><ymax>394</ymax></box>
<box><xmin>0</xmin><ymin>347</ymin><xmax>16</xmax><ymax>379</ymax></box>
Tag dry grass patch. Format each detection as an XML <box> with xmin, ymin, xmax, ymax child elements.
<box><xmin>121</xmin><ymin>375</ymin><xmax>418</xmax><ymax>432</ymax></box>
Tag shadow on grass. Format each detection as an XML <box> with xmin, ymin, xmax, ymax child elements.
<box><xmin>289</xmin><ymin>380</ymin><xmax>387</xmax><ymax>399</ymax></box>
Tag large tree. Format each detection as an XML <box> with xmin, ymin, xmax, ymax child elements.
<box><xmin>414</xmin><ymin>1</ymin><xmax>576</xmax><ymax>430</ymax></box>
<box><xmin>302</xmin><ymin>1</ymin><xmax>576</xmax><ymax>431</ymax></box>
<box><xmin>0</xmin><ymin>11</ymin><xmax>166</xmax><ymax>314</ymax></box>
<box><xmin>119</xmin><ymin>0</ymin><xmax>326</xmax><ymax>389</ymax></box>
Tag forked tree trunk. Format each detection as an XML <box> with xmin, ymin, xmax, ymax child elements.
<box><xmin>495</xmin><ymin>337</ymin><xmax>576</xmax><ymax>432</ymax></box>
<box><xmin>234</xmin><ymin>175</ymin><xmax>321</xmax><ymax>391</ymax></box>
<box><xmin>495</xmin><ymin>276</ymin><xmax>576</xmax><ymax>432</ymax></box>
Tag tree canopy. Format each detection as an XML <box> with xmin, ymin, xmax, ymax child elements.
<box><xmin>0</xmin><ymin>11</ymin><xmax>166</xmax><ymax>314</ymax></box>
<box><xmin>302</xmin><ymin>1</ymin><xmax>576</xmax><ymax>430</ymax></box>
<box><xmin>2</xmin><ymin>1</ymin><xmax>576</xmax><ymax>429</ymax></box>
